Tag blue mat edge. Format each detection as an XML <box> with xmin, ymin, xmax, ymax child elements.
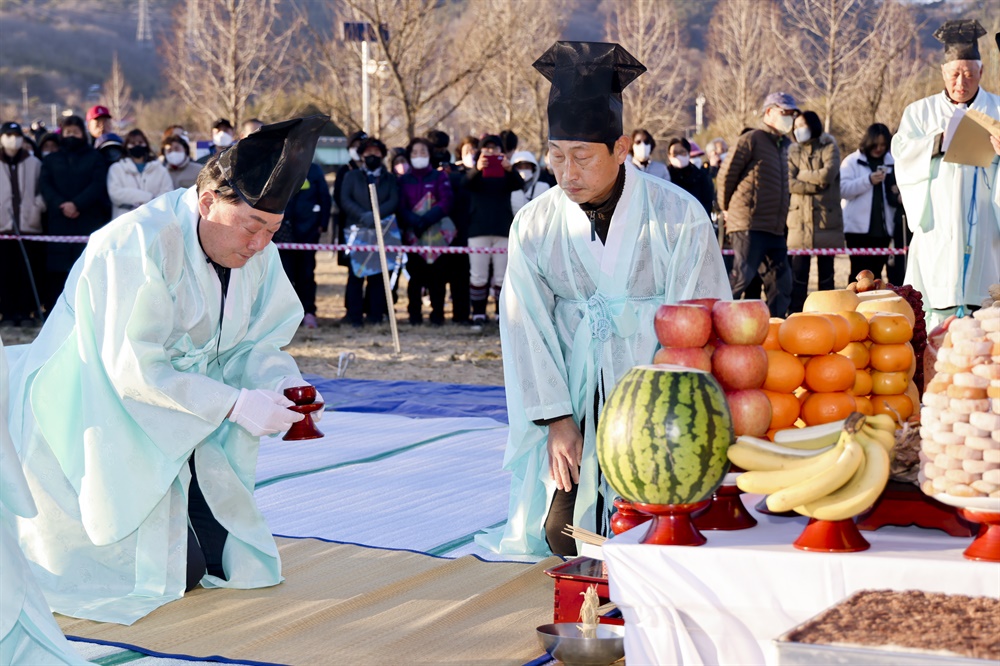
<box><xmin>272</xmin><ymin>533</ymin><xmax>549</xmax><ymax>566</ymax></box>
<box><xmin>66</xmin><ymin>636</ymin><xmax>283</xmax><ymax>666</ymax></box>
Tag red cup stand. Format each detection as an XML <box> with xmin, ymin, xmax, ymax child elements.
<box><xmin>282</xmin><ymin>386</ymin><xmax>325</xmax><ymax>441</ymax></box>
<box><xmin>634</xmin><ymin>501</ymin><xmax>711</xmax><ymax>546</ymax></box>
<box><xmin>958</xmin><ymin>509</ymin><xmax>1000</xmax><ymax>562</ymax></box>
<box><xmin>695</xmin><ymin>484</ymin><xmax>757</xmax><ymax>531</ymax></box>
<box><xmin>610</xmin><ymin>498</ymin><xmax>652</xmax><ymax>535</ymax></box>
<box><xmin>793</xmin><ymin>517</ymin><xmax>870</xmax><ymax>552</ymax></box>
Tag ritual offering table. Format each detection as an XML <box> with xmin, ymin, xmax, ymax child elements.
<box><xmin>544</xmin><ymin>557</ymin><xmax>623</xmax><ymax>626</ymax></box>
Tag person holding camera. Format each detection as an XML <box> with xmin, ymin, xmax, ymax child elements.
<box><xmin>840</xmin><ymin>123</ymin><xmax>896</xmax><ymax>282</ymax></box>
<box><xmin>462</xmin><ymin>134</ymin><xmax>523</xmax><ymax>330</ymax></box>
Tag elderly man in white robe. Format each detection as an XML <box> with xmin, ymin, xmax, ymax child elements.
<box><xmin>476</xmin><ymin>42</ymin><xmax>729</xmax><ymax>558</ymax></box>
<box><xmin>6</xmin><ymin>116</ymin><xmax>329</xmax><ymax>625</ymax></box>
<box><xmin>893</xmin><ymin>20</ymin><xmax>1000</xmax><ymax>328</ymax></box>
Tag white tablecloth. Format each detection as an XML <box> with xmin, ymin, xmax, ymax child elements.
<box><xmin>602</xmin><ymin>494</ymin><xmax>1000</xmax><ymax>666</ymax></box>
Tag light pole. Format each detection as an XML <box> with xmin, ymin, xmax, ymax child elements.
<box><xmin>695</xmin><ymin>94</ymin><xmax>706</xmax><ymax>134</ymax></box>
<box><xmin>345</xmin><ymin>22</ymin><xmax>389</xmax><ymax>136</ymax></box>
<box><xmin>361</xmin><ymin>39</ymin><xmax>370</xmax><ymax>134</ymax></box>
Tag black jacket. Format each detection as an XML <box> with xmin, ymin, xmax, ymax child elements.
<box><xmin>280</xmin><ymin>162</ymin><xmax>332</xmax><ymax>243</ymax></box>
<box><xmin>463</xmin><ymin>168</ymin><xmax>522</xmax><ymax>238</ymax></box>
<box><xmin>340</xmin><ymin>168</ymin><xmax>398</xmax><ymax>227</ymax></box>
<box><xmin>39</xmin><ymin>145</ymin><xmax>110</xmax><ymax>271</ymax></box>
<box><xmin>667</xmin><ymin>164</ymin><xmax>715</xmax><ymax>215</ymax></box>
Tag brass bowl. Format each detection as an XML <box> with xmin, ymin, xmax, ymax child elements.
<box><xmin>536</xmin><ymin>623</ymin><xmax>625</xmax><ymax>666</ymax></box>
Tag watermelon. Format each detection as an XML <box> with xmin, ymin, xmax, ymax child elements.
<box><xmin>597</xmin><ymin>364</ymin><xmax>734</xmax><ymax>505</ymax></box>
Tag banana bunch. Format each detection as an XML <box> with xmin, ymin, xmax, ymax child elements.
<box><xmin>729</xmin><ymin>413</ymin><xmax>895</xmax><ymax>518</ymax></box>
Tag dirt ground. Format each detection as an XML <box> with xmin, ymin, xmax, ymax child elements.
<box><xmin>3</xmin><ymin>252</ymin><xmax>855</xmax><ymax>387</ymax></box>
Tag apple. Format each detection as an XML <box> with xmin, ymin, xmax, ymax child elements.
<box><xmin>726</xmin><ymin>389</ymin><xmax>772</xmax><ymax>437</ymax></box>
<box><xmin>653</xmin><ymin>304</ymin><xmax>712</xmax><ymax>348</ymax></box>
<box><xmin>653</xmin><ymin>346</ymin><xmax>712</xmax><ymax>372</ymax></box>
<box><xmin>679</xmin><ymin>297</ymin><xmax>720</xmax><ymax>310</ymax></box>
<box><xmin>711</xmin><ymin>300</ymin><xmax>770</xmax><ymax>345</ymax></box>
<box><xmin>711</xmin><ymin>344</ymin><xmax>768</xmax><ymax>390</ymax></box>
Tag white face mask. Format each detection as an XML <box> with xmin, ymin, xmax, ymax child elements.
<box><xmin>669</xmin><ymin>154</ymin><xmax>690</xmax><ymax>169</ymax></box>
<box><xmin>410</xmin><ymin>155</ymin><xmax>430</xmax><ymax>170</ymax></box>
<box><xmin>794</xmin><ymin>127</ymin><xmax>812</xmax><ymax>143</ymax></box>
<box><xmin>1</xmin><ymin>135</ymin><xmax>24</xmax><ymax>152</ymax></box>
<box><xmin>517</xmin><ymin>168</ymin><xmax>534</xmax><ymax>182</ymax></box>
<box><xmin>691</xmin><ymin>156</ymin><xmax>703</xmax><ymax>168</ymax></box>
<box><xmin>633</xmin><ymin>142</ymin><xmax>651</xmax><ymax>161</ymax></box>
<box><xmin>348</xmin><ymin>147</ymin><xmax>360</xmax><ymax>162</ymax></box>
<box><xmin>771</xmin><ymin>113</ymin><xmax>795</xmax><ymax>135</ymax></box>
<box><xmin>462</xmin><ymin>153</ymin><xmax>476</xmax><ymax>169</ymax></box>
<box><xmin>165</xmin><ymin>150</ymin><xmax>187</xmax><ymax>166</ymax></box>
<box><xmin>213</xmin><ymin>131</ymin><xmax>234</xmax><ymax>148</ymax></box>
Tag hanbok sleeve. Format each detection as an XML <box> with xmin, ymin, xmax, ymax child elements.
<box><xmin>891</xmin><ymin>102</ymin><xmax>938</xmax><ymax>232</ymax></box>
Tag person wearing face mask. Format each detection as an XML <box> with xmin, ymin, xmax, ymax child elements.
<box><xmin>333</xmin><ymin>130</ymin><xmax>369</xmax><ymax>309</ymax></box>
<box><xmin>197</xmin><ymin>118</ymin><xmax>236</xmax><ymax>165</ymax></box>
<box><xmin>340</xmin><ymin>137</ymin><xmax>399</xmax><ymax>327</ymax></box>
<box><xmin>628</xmin><ymin>129</ymin><xmax>669</xmax><ymax>181</ymax></box>
<box><xmin>38</xmin><ymin>115</ymin><xmax>110</xmax><ymax>311</ymax></box>
<box><xmin>665</xmin><ymin>137</ymin><xmax>714</xmax><ymax>215</ymax></box>
<box><xmin>35</xmin><ymin>132</ymin><xmax>60</xmax><ymax>160</ymax></box>
<box><xmin>160</xmin><ymin>135</ymin><xmax>203</xmax><ymax>189</ymax></box>
<box><xmin>717</xmin><ymin>91</ymin><xmax>798</xmax><ymax>317</ymax></box>
<box><xmin>442</xmin><ymin>135</ymin><xmax>480</xmax><ymax>324</ymax></box>
<box><xmin>107</xmin><ymin>129</ymin><xmax>174</xmax><ymax>220</ymax></box>
<box><xmin>398</xmin><ymin>137</ymin><xmax>454</xmax><ymax>325</ymax></box>
<box><xmin>893</xmin><ymin>19</ymin><xmax>1000</xmax><ymax>328</ymax></box>
<box><xmin>841</xmin><ymin>123</ymin><xmax>898</xmax><ymax>283</ymax></box>
<box><xmin>510</xmin><ymin>150</ymin><xmax>551</xmax><ymax>214</ymax></box>
<box><xmin>426</xmin><ymin>129</ymin><xmax>453</xmax><ymax>172</ymax></box>
<box><xmin>786</xmin><ymin>110</ymin><xmax>843</xmax><ymax>313</ymax></box>
<box><xmin>0</xmin><ymin>121</ymin><xmax>46</xmax><ymax>327</ymax></box>
<box><xmin>390</xmin><ymin>147</ymin><xmax>411</xmax><ymax>177</ymax></box>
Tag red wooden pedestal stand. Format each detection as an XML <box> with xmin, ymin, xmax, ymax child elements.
<box><xmin>634</xmin><ymin>501</ymin><xmax>711</xmax><ymax>546</ymax></box>
<box><xmin>282</xmin><ymin>386</ymin><xmax>325</xmax><ymax>441</ymax></box>
<box><xmin>544</xmin><ymin>557</ymin><xmax>624</xmax><ymax>626</ymax></box>
<box><xmin>610</xmin><ymin>498</ymin><xmax>652</xmax><ymax>535</ymax></box>
<box><xmin>695</xmin><ymin>485</ymin><xmax>757</xmax><ymax>531</ymax></box>
<box><xmin>793</xmin><ymin>517</ymin><xmax>870</xmax><ymax>552</ymax></box>
<box><xmin>958</xmin><ymin>509</ymin><xmax>1000</xmax><ymax>562</ymax></box>
<box><xmin>857</xmin><ymin>481</ymin><xmax>976</xmax><ymax>537</ymax></box>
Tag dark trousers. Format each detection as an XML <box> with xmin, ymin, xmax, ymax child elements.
<box><xmin>439</xmin><ymin>253</ymin><xmax>470</xmax><ymax>323</ymax></box>
<box><xmin>346</xmin><ymin>272</ymin><xmax>387</xmax><ymax>325</ymax></box>
<box><xmin>728</xmin><ymin>230</ymin><xmax>792</xmax><ymax>317</ymax></box>
<box><xmin>406</xmin><ymin>253</ymin><xmax>446</xmax><ymax>324</ymax></box>
<box><xmin>885</xmin><ymin>214</ymin><xmax>908</xmax><ymax>287</ymax></box>
<box><xmin>0</xmin><ymin>237</ymin><xmax>44</xmax><ymax>321</ymax></box>
<box><xmin>279</xmin><ymin>249</ymin><xmax>318</xmax><ymax>315</ymax></box>
<box><xmin>845</xmin><ymin>233</ymin><xmax>890</xmax><ymax>282</ymax></box>
<box><xmin>789</xmin><ymin>255</ymin><xmax>835</xmax><ymax>314</ymax></box>
<box><xmin>544</xmin><ymin>480</ymin><xmax>607</xmax><ymax>557</ymax></box>
<box><xmin>45</xmin><ymin>270</ymin><xmax>70</xmax><ymax>315</ymax></box>
<box><xmin>185</xmin><ymin>457</ymin><xmax>229</xmax><ymax>591</ymax></box>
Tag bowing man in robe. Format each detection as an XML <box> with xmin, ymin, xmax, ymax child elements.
<box><xmin>475</xmin><ymin>42</ymin><xmax>730</xmax><ymax>558</ymax></box>
<box><xmin>892</xmin><ymin>20</ymin><xmax>1000</xmax><ymax>328</ymax></box>
<box><xmin>6</xmin><ymin>115</ymin><xmax>329</xmax><ymax>625</ymax></box>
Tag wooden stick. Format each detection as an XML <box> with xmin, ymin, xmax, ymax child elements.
<box><xmin>561</xmin><ymin>524</ymin><xmax>607</xmax><ymax>546</ymax></box>
<box><xmin>367</xmin><ymin>180</ymin><xmax>400</xmax><ymax>354</ymax></box>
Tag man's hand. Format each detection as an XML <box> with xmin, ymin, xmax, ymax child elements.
<box><xmin>476</xmin><ymin>153</ymin><xmax>489</xmax><ymax>171</ymax></box>
<box><xmin>501</xmin><ymin>154</ymin><xmax>512</xmax><ymax>171</ymax></box>
<box><xmin>990</xmin><ymin>134</ymin><xmax>1000</xmax><ymax>157</ymax></box>
<box><xmin>228</xmin><ymin>388</ymin><xmax>304</xmax><ymax>437</ymax></box>
<box><xmin>60</xmin><ymin>201</ymin><xmax>79</xmax><ymax>218</ymax></box>
<box><xmin>547</xmin><ymin>417</ymin><xmax>583</xmax><ymax>492</ymax></box>
<box><xmin>869</xmin><ymin>170</ymin><xmax>886</xmax><ymax>185</ymax></box>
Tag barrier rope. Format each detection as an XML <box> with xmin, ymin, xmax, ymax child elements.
<box><xmin>0</xmin><ymin>235</ymin><xmax>908</xmax><ymax>256</ymax></box>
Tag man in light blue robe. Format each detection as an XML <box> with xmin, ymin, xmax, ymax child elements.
<box><xmin>892</xmin><ymin>20</ymin><xmax>1000</xmax><ymax>328</ymax></box>
<box><xmin>6</xmin><ymin>116</ymin><xmax>329</xmax><ymax>624</ymax></box>
<box><xmin>476</xmin><ymin>43</ymin><xmax>730</xmax><ymax>558</ymax></box>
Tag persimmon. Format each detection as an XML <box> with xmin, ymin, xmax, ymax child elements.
<box><xmin>838</xmin><ymin>310</ymin><xmax>869</xmax><ymax>342</ymax></box>
<box><xmin>869</xmin><ymin>343</ymin><xmax>915</xmax><ymax>373</ymax></box>
<box><xmin>801</xmin><ymin>391</ymin><xmax>857</xmax><ymax>426</ymax></box>
<box><xmin>868</xmin><ymin>313</ymin><xmax>913</xmax><ymax>344</ymax></box>
<box><xmin>871</xmin><ymin>394</ymin><xmax>913</xmax><ymax>420</ymax></box>
<box><xmin>778</xmin><ymin>315</ymin><xmax>836</xmax><ymax>356</ymax></box>
<box><xmin>853</xmin><ymin>395</ymin><xmax>874</xmax><ymax>415</ymax></box>
<box><xmin>763</xmin><ymin>350</ymin><xmax>806</xmax><ymax>393</ymax></box>
<box><xmin>838</xmin><ymin>341</ymin><xmax>871</xmax><ymax>370</ymax></box>
<box><xmin>804</xmin><ymin>353</ymin><xmax>857</xmax><ymax>393</ymax></box>
<box><xmin>871</xmin><ymin>370</ymin><xmax>909</xmax><ymax>395</ymax></box>
<box><xmin>851</xmin><ymin>369</ymin><xmax>873</xmax><ymax>397</ymax></box>
<box><xmin>763</xmin><ymin>318</ymin><xmax>784</xmax><ymax>351</ymax></box>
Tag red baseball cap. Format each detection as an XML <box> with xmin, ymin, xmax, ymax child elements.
<box><xmin>86</xmin><ymin>105</ymin><xmax>112</xmax><ymax>122</ymax></box>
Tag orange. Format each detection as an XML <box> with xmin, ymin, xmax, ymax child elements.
<box><xmin>871</xmin><ymin>394</ymin><xmax>913</xmax><ymax>421</ymax></box>
<box><xmin>851</xmin><ymin>369</ymin><xmax>873</xmax><ymax>396</ymax></box>
<box><xmin>871</xmin><ymin>370</ymin><xmax>909</xmax><ymax>395</ymax></box>
<box><xmin>763</xmin><ymin>318</ymin><xmax>784</xmax><ymax>351</ymax></box>
<box><xmin>838</xmin><ymin>341</ymin><xmax>871</xmax><ymax>370</ymax></box>
<box><xmin>868</xmin><ymin>313</ymin><xmax>913</xmax><ymax>344</ymax></box>
<box><xmin>820</xmin><ymin>313</ymin><xmax>851</xmax><ymax>352</ymax></box>
<box><xmin>778</xmin><ymin>315</ymin><xmax>836</xmax><ymax>355</ymax></box>
<box><xmin>763</xmin><ymin>350</ymin><xmax>806</xmax><ymax>393</ymax></box>
<box><xmin>804</xmin><ymin>354</ymin><xmax>857</xmax><ymax>393</ymax></box>
<box><xmin>763</xmin><ymin>390</ymin><xmax>801</xmax><ymax>429</ymax></box>
<box><xmin>869</xmin><ymin>343</ymin><xmax>915</xmax><ymax>373</ymax></box>
<box><xmin>801</xmin><ymin>391</ymin><xmax>857</xmax><ymax>426</ymax></box>
<box><xmin>765</xmin><ymin>428</ymin><xmax>781</xmax><ymax>442</ymax></box>
<box><xmin>854</xmin><ymin>395</ymin><xmax>874</xmax><ymax>416</ymax></box>
<box><xmin>838</xmin><ymin>310</ymin><xmax>869</xmax><ymax>342</ymax></box>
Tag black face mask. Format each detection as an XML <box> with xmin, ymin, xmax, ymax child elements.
<box><xmin>128</xmin><ymin>145</ymin><xmax>148</xmax><ymax>159</ymax></box>
<box><xmin>364</xmin><ymin>155</ymin><xmax>382</xmax><ymax>171</ymax></box>
<box><xmin>62</xmin><ymin>136</ymin><xmax>84</xmax><ymax>152</ymax></box>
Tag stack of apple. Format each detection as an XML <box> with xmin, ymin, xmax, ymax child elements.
<box><xmin>654</xmin><ymin>299</ymin><xmax>772</xmax><ymax>437</ymax></box>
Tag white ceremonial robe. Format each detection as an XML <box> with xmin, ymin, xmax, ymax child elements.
<box><xmin>6</xmin><ymin>187</ymin><xmax>305</xmax><ymax>624</ymax></box>
<box><xmin>476</xmin><ymin>162</ymin><xmax>731</xmax><ymax>557</ymax></box>
<box><xmin>1</xmin><ymin>337</ymin><xmax>91</xmax><ymax>665</ymax></box>
<box><xmin>892</xmin><ymin>89</ymin><xmax>1000</xmax><ymax>313</ymax></box>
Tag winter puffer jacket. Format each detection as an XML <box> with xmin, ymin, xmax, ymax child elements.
<box><xmin>717</xmin><ymin>127</ymin><xmax>790</xmax><ymax>236</ymax></box>
<box><xmin>840</xmin><ymin>150</ymin><xmax>897</xmax><ymax>237</ymax></box>
<box><xmin>787</xmin><ymin>133</ymin><xmax>844</xmax><ymax>249</ymax></box>
<box><xmin>1</xmin><ymin>149</ymin><xmax>45</xmax><ymax>234</ymax></box>
<box><xmin>107</xmin><ymin>158</ymin><xmax>174</xmax><ymax>219</ymax></box>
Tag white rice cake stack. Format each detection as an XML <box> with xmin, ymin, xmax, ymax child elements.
<box><xmin>918</xmin><ymin>307</ymin><xmax>1000</xmax><ymax>498</ymax></box>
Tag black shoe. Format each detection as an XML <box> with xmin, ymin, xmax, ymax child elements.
<box><xmin>429</xmin><ymin>314</ymin><xmax>445</xmax><ymax>326</ymax></box>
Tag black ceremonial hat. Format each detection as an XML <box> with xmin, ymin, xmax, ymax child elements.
<box><xmin>933</xmin><ymin>19</ymin><xmax>986</xmax><ymax>63</ymax></box>
<box><xmin>217</xmin><ymin>114</ymin><xmax>328</xmax><ymax>214</ymax></box>
<box><xmin>533</xmin><ymin>41</ymin><xmax>646</xmax><ymax>144</ymax></box>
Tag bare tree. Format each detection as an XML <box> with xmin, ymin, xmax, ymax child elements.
<box><xmin>606</xmin><ymin>0</ymin><xmax>695</xmax><ymax>141</ymax></box>
<box><xmin>161</xmin><ymin>0</ymin><xmax>298</xmax><ymax>130</ymax></box>
<box><xmin>101</xmin><ymin>51</ymin><xmax>133</xmax><ymax>132</ymax></box>
<box><xmin>777</xmin><ymin>0</ymin><xmax>894</xmax><ymax>132</ymax></box>
<box><xmin>702</xmin><ymin>0</ymin><xmax>781</xmax><ymax>141</ymax></box>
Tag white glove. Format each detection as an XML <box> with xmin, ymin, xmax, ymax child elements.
<box><xmin>277</xmin><ymin>378</ymin><xmax>325</xmax><ymax>422</ymax></box>
<box><xmin>228</xmin><ymin>388</ymin><xmax>304</xmax><ymax>437</ymax></box>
